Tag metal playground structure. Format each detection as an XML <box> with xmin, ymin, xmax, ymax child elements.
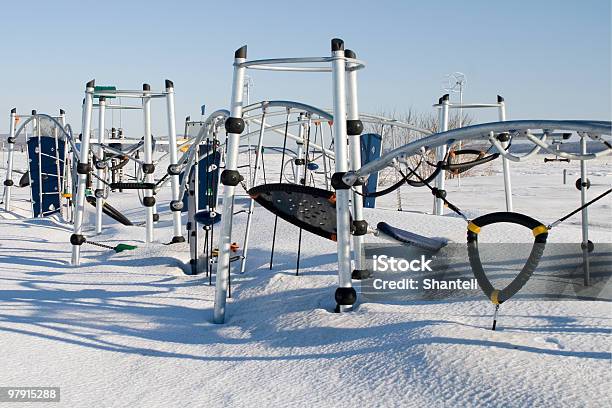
<box><xmin>2</xmin><ymin>38</ymin><xmax>610</xmax><ymax>329</ymax></box>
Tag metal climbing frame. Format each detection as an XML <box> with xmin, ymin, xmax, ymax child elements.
<box><xmin>3</xmin><ymin>109</ymin><xmax>71</xmax><ymax>215</ymax></box>
<box><xmin>431</xmin><ymin>94</ymin><xmax>511</xmax><ymax>215</ymax></box>
<box><xmin>343</xmin><ymin>119</ymin><xmax>611</xmax><ymax>289</ymax></box>
<box><xmin>213</xmin><ymin>38</ymin><xmax>366</xmax><ymax>323</ymax></box>
<box><xmin>71</xmin><ymin>80</ymin><xmax>183</xmax><ymax>266</ymax></box>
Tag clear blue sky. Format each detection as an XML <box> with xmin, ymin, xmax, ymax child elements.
<box><xmin>0</xmin><ymin>0</ymin><xmax>610</xmax><ymax>136</ymax></box>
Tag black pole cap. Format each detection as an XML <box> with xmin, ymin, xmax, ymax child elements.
<box><xmin>344</xmin><ymin>49</ymin><xmax>356</xmax><ymax>59</ymax></box>
<box><xmin>11</xmin><ymin>108</ymin><xmax>16</xmax><ymax>114</ymax></box>
<box><xmin>59</xmin><ymin>109</ymin><xmax>65</xmax><ymax>115</ymax></box>
<box><xmin>442</xmin><ymin>94</ymin><xmax>450</xmax><ymax>102</ymax></box>
<box><xmin>165</xmin><ymin>79</ymin><xmax>174</xmax><ymax>89</ymax></box>
<box><xmin>98</xmin><ymin>96</ymin><xmax>106</xmax><ymax>102</ymax></box>
<box><xmin>235</xmin><ymin>45</ymin><xmax>247</xmax><ymax>59</ymax></box>
<box><xmin>31</xmin><ymin>110</ymin><xmax>37</xmax><ymax>115</ymax></box>
<box><xmin>497</xmin><ymin>95</ymin><xmax>504</xmax><ymax>103</ymax></box>
<box><xmin>331</xmin><ymin>38</ymin><xmax>344</xmax><ymax>52</ymax></box>
<box><xmin>143</xmin><ymin>83</ymin><xmax>151</xmax><ymax>91</ymax></box>
<box><xmin>86</xmin><ymin>79</ymin><xmax>95</xmax><ymax>88</ymax></box>
<box><xmin>186</xmin><ymin>116</ymin><xmax>190</xmax><ymax>122</ymax></box>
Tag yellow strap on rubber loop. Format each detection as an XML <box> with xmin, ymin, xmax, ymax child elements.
<box><xmin>532</xmin><ymin>225</ymin><xmax>548</xmax><ymax>237</ymax></box>
<box><xmin>490</xmin><ymin>289</ymin><xmax>501</xmax><ymax>305</ymax></box>
<box><xmin>467</xmin><ymin>222</ymin><xmax>481</xmax><ymax>234</ymax></box>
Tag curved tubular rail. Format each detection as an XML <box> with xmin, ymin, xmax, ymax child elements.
<box><xmin>13</xmin><ymin>113</ymin><xmax>73</xmax><ymax>142</ymax></box>
<box><xmin>238</xmin><ymin>56</ymin><xmax>365</xmax><ymax>72</ymax></box>
<box><xmin>488</xmin><ymin>131</ymin><xmax>546</xmax><ymax>163</ymax></box>
<box><xmin>344</xmin><ymin>120</ymin><xmax>612</xmax><ymax>185</ymax></box>
<box><xmin>523</xmin><ymin>132</ymin><xmax>610</xmax><ymax>160</ymax></box>
<box><xmin>13</xmin><ymin>114</ymin><xmax>79</xmax><ymax>161</ymax></box>
<box><xmin>243</xmin><ymin>100</ymin><xmax>333</xmax><ymax>120</ymax></box>
<box><xmin>358</xmin><ymin>113</ymin><xmax>433</xmax><ymax>135</ymax></box>
<box><xmin>175</xmin><ymin>109</ymin><xmax>230</xmax><ymax>202</ymax></box>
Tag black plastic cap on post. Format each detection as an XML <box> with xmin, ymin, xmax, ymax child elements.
<box><xmin>31</xmin><ymin>110</ymin><xmax>37</xmax><ymax>115</ymax></box>
<box><xmin>98</xmin><ymin>96</ymin><xmax>106</xmax><ymax>102</ymax></box>
<box><xmin>143</xmin><ymin>83</ymin><xmax>151</xmax><ymax>91</ymax></box>
<box><xmin>165</xmin><ymin>79</ymin><xmax>174</xmax><ymax>89</ymax></box>
<box><xmin>11</xmin><ymin>108</ymin><xmax>16</xmax><ymax>114</ymax></box>
<box><xmin>86</xmin><ymin>79</ymin><xmax>95</xmax><ymax>88</ymax></box>
<box><xmin>442</xmin><ymin>94</ymin><xmax>450</xmax><ymax>102</ymax></box>
<box><xmin>497</xmin><ymin>95</ymin><xmax>504</xmax><ymax>103</ymax></box>
<box><xmin>60</xmin><ymin>109</ymin><xmax>65</xmax><ymax>115</ymax></box>
<box><xmin>186</xmin><ymin>116</ymin><xmax>190</xmax><ymax>122</ymax></box>
<box><xmin>331</xmin><ymin>38</ymin><xmax>344</xmax><ymax>52</ymax></box>
<box><xmin>344</xmin><ymin>49</ymin><xmax>356</xmax><ymax>59</ymax></box>
<box><xmin>234</xmin><ymin>45</ymin><xmax>247</xmax><ymax>59</ymax></box>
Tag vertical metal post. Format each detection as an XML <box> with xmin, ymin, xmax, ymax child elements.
<box><xmin>579</xmin><ymin>135</ymin><xmax>590</xmax><ymax>286</ymax></box>
<box><xmin>498</xmin><ymin>95</ymin><xmax>513</xmax><ymax>211</ymax></box>
<box><xmin>434</xmin><ymin>95</ymin><xmax>449</xmax><ymax>215</ymax></box>
<box><xmin>34</xmin><ymin>110</ymin><xmax>42</xmax><ymax>217</ymax></box>
<box><xmin>4</xmin><ymin>108</ymin><xmax>17</xmax><ymax>211</ymax></box>
<box><xmin>165</xmin><ymin>80</ymin><xmax>184</xmax><ymax>242</ymax></box>
<box><xmin>95</xmin><ymin>97</ymin><xmax>106</xmax><ymax>234</ymax></box>
<box><xmin>188</xmin><ymin>156</ymin><xmax>199</xmax><ymax>275</ymax></box>
<box><xmin>345</xmin><ymin>48</ymin><xmax>366</xmax><ymax>279</ymax></box>
<box><xmin>71</xmin><ymin>80</ymin><xmax>95</xmax><ymax>265</ymax></box>
<box><xmin>142</xmin><ymin>84</ymin><xmax>155</xmax><ymax>243</ymax></box>
<box><xmin>295</xmin><ymin>114</ymin><xmax>305</xmax><ymax>183</ymax></box>
<box><xmin>213</xmin><ymin>45</ymin><xmax>247</xmax><ymax>323</ymax></box>
<box><xmin>57</xmin><ymin>109</ymin><xmax>67</xmax><ymax>219</ymax></box>
<box><xmin>331</xmin><ymin>38</ymin><xmax>355</xmax><ymax>312</ymax></box>
<box><xmin>240</xmin><ymin>107</ymin><xmax>267</xmax><ymax>274</ymax></box>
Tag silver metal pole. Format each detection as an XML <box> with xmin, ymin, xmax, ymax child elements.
<box><xmin>4</xmin><ymin>109</ymin><xmax>17</xmax><ymax>211</ymax></box>
<box><xmin>142</xmin><ymin>84</ymin><xmax>155</xmax><ymax>243</ymax></box>
<box><xmin>434</xmin><ymin>95</ymin><xmax>449</xmax><ymax>215</ymax></box>
<box><xmin>331</xmin><ymin>38</ymin><xmax>355</xmax><ymax>312</ymax></box>
<box><xmin>214</xmin><ymin>45</ymin><xmax>247</xmax><ymax>323</ymax></box>
<box><xmin>34</xmin><ymin>111</ymin><xmax>42</xmax><ymax>217</ymax></box>
<box><xmin>579</xmin><ymin>135</ymin><xmax>590</xmax><ymax>286</ymax></box>
<box><xmin>498</xmin><ymin>95</ymin><xmax>513</xmax><ymax>211</ymax></box>
<box><xmin>345</xmin><ymin>48</ymin><xmax>366</xmax><ymax>279</ymax></box>
<box><xmin>165</xmin><ymin>80</ymin><xmax>184</xmax><ymax>243</ymax></box>
<box><xmin>95</xmin><ymin>98</ymin><xmax>106</xmax><ymax>233</ymax></box>
<box><xmin>295</xmin><ymin>116</ymin><xmax>305</xmax><ymax>183</ymax></box>
<box><xmin>239</xmin><ymin>108</ymin><xmax>267</xmax><ymax>274</ymax></box>
<box><xmin>71</xmin><ymin>80</ymin><xmax>95</xmax><ymax>265</ymax></box>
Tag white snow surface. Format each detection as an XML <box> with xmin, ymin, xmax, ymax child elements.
<box><xmin>0</xmin><ymin>151</ymin><xmax>611</xmax><ymax>407</ymax></box>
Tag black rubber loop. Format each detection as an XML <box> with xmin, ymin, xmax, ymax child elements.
<box><xmin>467</xmin><ymin>212</ymin><xmax>548</xmax><ymax>304</ymax></box>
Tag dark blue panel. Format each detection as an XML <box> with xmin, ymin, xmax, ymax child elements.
<box><xmin>360</xmin><ymin>133</ymin><xmax>383</xmax><ymax>208</ymax></box>
<box><xmin>181</xmin><ymin>145</ymin><xmax>221</xmax><ymax>212</ymax></box>
<box><xmin>27</xmin><ymin>136</ymin><xmax>65</xmax><ymax>217</ymax></box>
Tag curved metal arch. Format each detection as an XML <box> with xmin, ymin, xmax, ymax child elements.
<box><xmin>345</xmin><ymin>120</ymin><xmax>612</xmax><ymax>185</ymax></box>
<box><xmin>13</xmin><ymin>114</ymin><xmax>73</xmax><ymax>142</ymax></box>
<box><xmin>243</xmin><ymin>100</ymin><xmax>333</xmax><ymax>120</ymax></box>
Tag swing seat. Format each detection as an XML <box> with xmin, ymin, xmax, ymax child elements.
<box><xmin>377</xmin><ymin>222</ymin><xmax>447</xmax><ymax>252</ymax></box>
<box><xmin>194</xmin><ymin>210</ymin><xmax>221</xmax><ymax>226</ymax></box>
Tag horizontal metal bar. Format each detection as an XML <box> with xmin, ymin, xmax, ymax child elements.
<box><xmin>432</xmin><ymin>103</ymin><xmax>501</xmax><ymax>109</ymax></box>
<box><xmin>238</xmin><ymin>56</ymin><xmax>365</xmax><ymax>72</ymax></box>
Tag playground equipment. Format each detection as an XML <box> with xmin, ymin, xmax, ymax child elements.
<box><xmin>211</xmin><ymin>39</ymin><xmax>367</xmax><ymax>323</ymax></box>
<box><xmin>71</xmin><ymin>80</ymin><xmax>184</xmax><ymax>266</ymax></box>
<box><xmin>3</xmin><ymin>109</ymin><xmax>75</xmax><ymax>219</ymax></box>
<box><xmin>207</xmin><ymin>39</ymin><xmax>611</xmax><ymax>326</ymax></box>
<box><xmin>431</xmin><ymin>94</ymin><xmax>512</xmax><ymax>214</ymax></box>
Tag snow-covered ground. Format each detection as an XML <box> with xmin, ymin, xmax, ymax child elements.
<box><xmin>0</xmin><ymin>150</ymin><xmax>610</xmax><ymax>407</ymax></box>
